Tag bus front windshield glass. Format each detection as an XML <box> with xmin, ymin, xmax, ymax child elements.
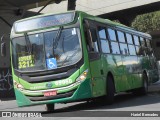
<box><xmin>12</xmin><ymin>28</ymin><xmax>82</xmax><ymax>72</ymax></box>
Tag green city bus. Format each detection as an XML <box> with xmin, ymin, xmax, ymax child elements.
<box><xmin>10</xmin><ymin>11</ymin><xmax>159</xmax><ymax>111</ymax></box>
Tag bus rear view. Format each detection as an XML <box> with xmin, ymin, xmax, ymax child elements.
<box><xmin>11</xmin><ymin>12</ymin><xmax>91</xmax><ymax>111</ymax></box>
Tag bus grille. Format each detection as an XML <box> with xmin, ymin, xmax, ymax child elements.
<box><xmin>25</xmin><ymin>90</ymin><xmax>75</xmax><ymax>101</ymax></box>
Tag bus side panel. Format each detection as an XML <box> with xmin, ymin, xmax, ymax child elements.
<box><xmin>102</xmin><ymin>54</ymin><xmax>128</xmax><ymax>92</ymax></box>
<box><xmin>89</xmin><ymin>58</ymin><xmax>106</xmax><ymax>97</ymax></box>
<box><xmin>141</xmin><ymin>56</ymin><xmax>159</xmax><ymax>84</ymax></box>
<box><xmin>124</xmin><ymin>56</ymin><xmax>142</xmax><ymax>89</ymax></box>
<box><xmin>133</xmin><ymin>56</ymin><xmax>144</xmax><ymax>88</ymax></box>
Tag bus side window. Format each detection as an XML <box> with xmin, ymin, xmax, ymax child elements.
<box><xmin>117</xmin><ymin>31</ymin><xmax>129</xmax><ymax>55</ymax></box>
<box><xmin>110</xmin><ymin>42</ymin><xmax>120</xmax><ymax>54</ymax></box>
<box><xmin>140</xmin><ymin>37</ymin><xmax>146</xmax><ymax>47</ymax></box>
<box><xmin>133</xmin><ymin>35</ymin><xmax>140</xmax><ymax>46</ymax></box>
<box><xmin>108</xmin><ymin>28</ymin><xmax>120</xmax><ymax>54</ymax></box>
<box><xmin>126</xmin><ymin>33</ymin><xmax>133</xmax><ymax>44</ymax></box>
<box><xmin>128</xmin><ymin>45</ymin><xmax>136</xmax><ymax>55</ymax></box>
<box><xmin>134</xmin><ymin>35</ymin><xmax>144</xmax><ymax>56</ymax></box>
<box><xmin>98</xmin><ymin>27</ymin><xmax>110</xmax><ymax>53</ymax></box>
<box><xmin>108</xmin><ymin>28</ymin><xmax>117</xmax><ymax>41</ymax></box>
<box><xmin>126</xmin><ymin>33</ymin><xmax>136</xmax><ymax>55</ymax></box>
<box><xmin>117</xmin><ymin>31</ymin><xmax>125</xmax><ymax>43</ymax></box>
<box><xmin>119</xmin><ymin>43</ymin><xmax>129</xmax><ymax>55</ymax></box>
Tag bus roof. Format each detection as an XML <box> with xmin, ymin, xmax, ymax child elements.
<box><xmin>13</xmin><ymin>11</ymin><xmax>151</xmax><ymax>39</ymax></box>
<box><xmin>78</xmin><ymin>11</ymin><xmax>151</xmax><ymax>39</ymax></box>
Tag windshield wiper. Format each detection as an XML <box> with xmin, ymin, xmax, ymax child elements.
<box><xmin>53</xmin><ymin>26</ymin><xmax>63</xmax><ymax>49</ymax></box>
<box><xmin>24</xmin><ymin>33</ymin><xmax>32</xmax><ymax>54</ymax></box>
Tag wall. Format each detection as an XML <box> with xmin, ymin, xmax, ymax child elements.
<box><xmin>0</xmin><ymin>12</ymin><xmax>21</xmax><ymax>99</ymax></box>
<box><xmin>0</xmin><ymin>9</ymin><xmax>36</xmax><ymax>99</ymax></box>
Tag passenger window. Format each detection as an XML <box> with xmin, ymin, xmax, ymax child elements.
<box><xmin>101</xmin><ymin>40</ymin><xmax>110</xmax><ymax>53</ymax></box>
<box><xmin>126</xmin><ymin>33</ymin><xmax>133</xmax><ymax>44</ymax></box>
<box><xmin>128</xmin><ymin>45</ymin><xmax>136</xmax><ymax>55</ymax></box>
<box><xmin>108</xmin><ymin>28</ymin><xmax>117</xmax><ymax>41</ymax></box>
<box><xmin>98</xmin><ymin>28</ymin><xmax>106</xmax><ymax>39</ymax></box>
<box><xmin>117</xmin><ymin>31</ymin><xmax>125</xmax><ymax>43</ymax></box>
<box><xmin>98</xmin><ymin>27</ymin><xmax>110</xmax><ymax>53</ymax></box>
<box><xmin>140</xmin><ymin>37</ymin><xmax>146</xmax><ymax>47</ymax></box>
<box><xmin>119</xmin><ymin>43</ymin><xmax>128</xmax><ymax>55</ymax></box>
<box><xmin>133</xmin><ymin>35</ymin><xmax>140</xmax><ymax>45</ymax></box>
<box><xmin>110</xmin><ymin>42</ymin><xmax>120</xmax><ymax>54</ymax></box>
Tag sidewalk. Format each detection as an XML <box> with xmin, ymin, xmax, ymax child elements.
<box><xmin>0</xmin><ymin>97</ymin><xmax>15</xmax><ymax>102</ymax></box>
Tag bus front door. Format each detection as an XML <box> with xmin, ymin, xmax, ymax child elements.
<box><xmin>88</xmin><ymin>52</ymin><xmax>105</xmax><ymax>97</ymax></box>
<box><xmin>84</xmin><ymin>20</ymin><xmax>105</xmax><ymax>97</ymax></box>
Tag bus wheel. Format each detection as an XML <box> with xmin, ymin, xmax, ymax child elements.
<box><xmin>45</xmin><ymin>104</ymin><xmax>55</xmax><ymax>112</ymax></box>
<box><xmin>139</xmin><ymin>73</ymin><xmax>148</xmax><ymax>95</ymax></box>
<box><xmin>105</xmin><ymin>75</ymin><xmax>115</xmax><ymax>104</ymax></box>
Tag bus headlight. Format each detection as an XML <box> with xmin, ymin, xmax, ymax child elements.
<box><xmin>17</xmin><ymin>84</ymin><xmax>24</xmax><ymax>90</ymax></box>
<box><xmin>14</xmin><ymin>80</ymin><xmax>24</xmax><ymax>90</ymax></box>
<box><xmin>76</xmin><ymin>69</ymin><xmax>88</xmax><ymax>82</ymax></box>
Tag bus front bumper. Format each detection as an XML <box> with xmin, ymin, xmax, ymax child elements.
<box><xmin>14</xmin><ymin>79</ymin><xmax>92</xmax><ymax>107</ymax></box>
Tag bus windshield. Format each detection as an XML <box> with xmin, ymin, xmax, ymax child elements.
<box><xmin>12</xmin><ymin>27</ymin><xmax>82</xmax><ymax>72</ymax></box>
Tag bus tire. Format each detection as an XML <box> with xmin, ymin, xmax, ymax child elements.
<box><xmin>105</xmin><ymin>75</ymin><xmax>115</xmax><ymax>104</ymax></box>
<box><xmin>45</xmin><ymin>103</ymin><xmax>55</xmax><ymax>112</ymax></box>
<box><xmin>139</xmin><ymin>73</ymin><xmax>148</xmax><ymax>95</ymax></box>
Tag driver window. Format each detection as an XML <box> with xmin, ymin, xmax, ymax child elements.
<box><xmin>89</xmin><ymin>28</ymin><xmax>99</xmax><ymax>52</ymax></box>
<box><xmin>85</xmin><ymin>20</ymin><xmax>99</xmax><ymax>52</ymax></box>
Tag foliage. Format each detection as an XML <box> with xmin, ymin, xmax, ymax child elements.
<box><xmin>131</xmin><ymin>11</ymin><xmax>160</xmax><ymax>33</ymax></box>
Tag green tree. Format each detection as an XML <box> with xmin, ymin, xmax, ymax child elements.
<box><xmin>131</xmin><ymin>11</ymin><xmax>160</xmax><ymax>33</ymax></box>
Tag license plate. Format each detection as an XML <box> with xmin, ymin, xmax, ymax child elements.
<box><xmin>44</xmin><ymin>91</ymin><xmax>57</xmax><ymax>97</ymax></box>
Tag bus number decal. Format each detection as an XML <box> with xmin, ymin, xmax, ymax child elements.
<box><xmin>18</xmin><ymin>55</ymin><xmax>35</xmax><ymax>69</ymax></box>
<box><xmin>54</xmin><ymin>79</ymin><xmax>72</xmax><ymax>86</ymax></box>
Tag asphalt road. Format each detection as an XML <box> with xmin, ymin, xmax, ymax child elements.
<box><xmin>1</xmin><ymin>92</ymin><xmax>160</xmax><ymax>116</ymax></box>
<box><xmin>0</xmin><ymin>81</ymin><xmax>160</xmax><ymax>119</ymax></box>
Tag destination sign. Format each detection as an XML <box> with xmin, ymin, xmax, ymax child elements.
<box><xmin>18</xmin><ymin>55</ymin><xmax>35</xmax><ymax>69</ymax></box>
<box><xmin>14</xmin><ymin>12</ymin><xmax>75</xmax><ymax>33</ymax></box>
